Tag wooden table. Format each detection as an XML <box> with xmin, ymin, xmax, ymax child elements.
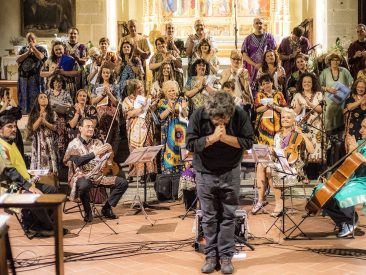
<box><xmin>0</xmin><ymin>194</ymin><xmax>66</xmax><ymax>275</ymax></box>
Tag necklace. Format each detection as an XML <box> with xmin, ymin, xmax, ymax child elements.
<box><xmin>331</xmin><ymin>68</ymin><xmax>339</xmax><ymax>81</ymax></box>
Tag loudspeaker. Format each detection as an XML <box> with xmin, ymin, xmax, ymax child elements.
<box><xmin>194</xmin><ymin>209</ymin><xmax>248</xmax><ymax>253</ymax></box>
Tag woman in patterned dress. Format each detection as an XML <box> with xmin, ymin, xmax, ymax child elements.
<box><xmin>116</xmin><ymin>40</ymin><xmax>144</xmax><ymax>99</ymax></box>
<box><xmin>91</xmin><ymin>65</ymin><xmax>119</xmax><ymax>154</ymax></box>
<box><xmin>344</xmin><ymin>78</ymin><xmax>366</xmax><ymax>143</ymax></box>
<box><xmin>157</xmin><ymin>80</ymin><xmax>189</xmax><ymax>175</ymax></box>
<box><xmin>254</xmin><ymin>74</ymin><xmax>287</xmax><ymax>146</ymax></box>
<box><xmin>122</xmin><ymin>79</ymin><xmax>156</xmax><ymax>177</ymax></box>
<box><xmin>256</xmin><ymin>50</ymin><xmax>286</xmax><ymax>97</ymax></box>
<box><xmin>149</xmin><ymin>37</ymin><xmax>183</xmax><ymax>90</ymax></box>
<box><xmin>292</xmin><ymin>72</ymin><xmax>324</xmax><ymax>163</ymax></box>
<box><xmin>191</xmin><ymin>38</ymin><xmax>220</xmax><ymax>75</ymax></box>
<box><xmin>27</xmin><ymin>92</ymin><xmax>58</xmax><ymax>175</ymax></box>
<box><xmin>67</xmin><ymin>89</ymin><xmax>98</xmax><ymax>140</ymax></box>
<box><xmin>46</xmin><ymin>75</ymin><xmax>73</xmax><ymax>166</ymax></box>
<box><xmin>40</xmin><ymin>41</ymin><xmax>81</xmax><ymax>100</ymax></box>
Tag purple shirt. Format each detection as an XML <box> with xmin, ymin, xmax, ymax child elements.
<box><xmin>241</xmin><ymin>32</ymin><xmax>276</xmax><ymax>92</ymax></box>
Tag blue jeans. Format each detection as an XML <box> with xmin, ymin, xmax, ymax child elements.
<box><xmin>196</xmin><ymin>165</ymin><xmax>240</xmax><ymax>258</ymax></box>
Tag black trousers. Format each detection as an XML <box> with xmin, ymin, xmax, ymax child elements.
<box><xmin>76</xmin><ymin>176</ymin><xmax>128</xmax><ymax>214</ymax></box>
<box><xmin>324</xmin><ymin>197</ymin><xmax>356</xmax><ymax>226</ymax></box>
<box><xmin>22</xmin><ymin>182</ymin><xmax>58</xmax><ymax>231</ymax></box>
<box><xmin>196</xmin><ymin>166</ymin><xmax>240</xmax><ymax>258</ymax></box>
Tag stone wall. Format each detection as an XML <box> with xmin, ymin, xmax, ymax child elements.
<box><xmin>327</xmin><ymin>0</ymin><xmax>358</xmax><ymax>50</ymax></box>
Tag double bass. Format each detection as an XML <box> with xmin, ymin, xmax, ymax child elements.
<box><xmin>306</xmin><ymin>141</ymin><xmax>366</xmax><ymax>215</ymax></box>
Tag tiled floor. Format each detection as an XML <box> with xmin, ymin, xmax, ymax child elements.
<box><xmin>3</xmin><ymin>196</ymin><xmax>366</xmax><ymax>275</ymax></box>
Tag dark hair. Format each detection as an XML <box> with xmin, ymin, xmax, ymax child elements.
<box><xmin>155</xmin><ymin>37</ymin><xmax>165</xmax><ymax>47</ymax></box>
<box><xmin>119</xmin><ymin>40</ymin><xmax>134</xmax><ymax>62</ymax></box>
<box><xmin>261</xmin><ymin>50</ymin><xmax>280</xmax><ymax>73</ymax></box>
<box><xmin>293</xmin><ymin>26</ymin><xmax>304</xmax><ymax>37</ymax></box>
<box><xmin>296</xmin><ymin>72</ymin><xmax>320</xmax><ymax>93</ymax></box>
<box><xmin>68</xmin><ymin>27</ymin><xmax>79</xmax><ymax>34</ymax></box>
<box><xmin>99</xmin><ymin>37</ymin><xmax>110</xmax><ymax>45</ymax></box>
<box><xmin>197</xmin><ymin>38</ymin><xmax>212</xmax><ymax>54</ymax></box>
<box><xmin>205</xmin><ymin>91</ymin><xmax>235</xmax><ymax>119</ymax></box>
<box><xmin>27</xmin><ymin>92</ymin><xmax>55</xmax><ymax>134</ymax></box>
<box><xmin>75</xmin><ymin>89</ymin><xmax>91</xmax><ymax>105</ymax></box>
<box><xmin>257</xmin><ymin>74</ymin><xmax>274</xmax><ymax>85</ymax></box>
<box><xmin>157</xmin><ymin>62</ymin><xmax>175</xmax><ymax>88</ymax></box>
<box><xmin>351</xmin><ymin>78</ymin><xmax>366</xmax><ymax>96</ymax></box>
<box><xmin>78</xmin><ymin>117</ymin><xmax>94</xmax><ymax>127</ymax></box>
<box><xmin>222</xmin><ymin>80</ymin><xmax>235</xmax><ymax>91</ymax></box>
<box><xmin>97</xmin><ymin>64</ymin><xmax>115</xmax><ymax>84</ymax></box>
<box><xmin>49</xmin><ymin>75</ymin><xmax>67</xmax><ymax>90</ymax></box>
<box><xmin>0</xmin><ymin>87</ymin><xmax>10</xmax><ymax>99</ymax></box>
<box><xmin>51</xmin><ymin>41</ymin><xmax>66</xmax><ymax>63</ymax></box>
<box><xmin>0</xmin><ymin>115</ymin><xmax>16</xmax><ymax>129</ymax></box>
<box><xmin>190</xmin><ymin>58</ymin><xmax>210</xmax><ymax>76</ymax></box>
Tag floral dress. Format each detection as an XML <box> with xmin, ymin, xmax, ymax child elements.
<box><xmin>345</xmin><ymin>95</ymin><xmax>366</xmax><ymax>142</ymax></box>
<box><xmin>157</xmin><ymin>97</ymin><xmax>188</xmax><ymax>174</ymax></box>
<box><xmin>29</xmin><ymin>114</ymin><xmax>58</xmax><ymax>175</ymax></box>
<box><xmin>291</xmin><ymin>91</ymin><xmax>325</xmax><ymax>163</ymax></box>
<box><xmin>122</xmin><ymin>96</ymin><xmax>156</xmax><ymax>176</ymax></box>
<box><xmin>92</xmin><ymin>84</ymin><xmax>120</xmax><ymax>153</ymax></box>
<box><xmin>47</xmin><ymin>89</ymin><xmax>73</xmax><ymax>164</ymax></box>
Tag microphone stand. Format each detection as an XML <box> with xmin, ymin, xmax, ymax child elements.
<box><xmin>234</xmin><ymin>0</ymin><xmax>238</xmax><ymax>49</ymax></box>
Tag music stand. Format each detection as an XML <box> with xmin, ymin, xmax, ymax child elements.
<box><xmin>250</xmin><ymin>144</ymin><xmax>273</xmax><ymax>213</ymax></box>
<box><xmin>123</xmin><ymin>145</ymin><xmax>166</xmax><ymax>226</ymax></box>
<box><xmin>265</xmin><ymin>149</ymin><xmax>309</xmax><ymax>239</ymax></box>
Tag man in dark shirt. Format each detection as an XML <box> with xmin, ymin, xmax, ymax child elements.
<box><xmin>186</xmin><ymin>91</ymin><xmax>254</xmax><ymax>274</ymax></box>
<box><xmin>64</xmin><ymin>117</ymin><xmax>128</xmax><ymax>223</ymax></box>
<box><xmin>347</xmin><ymin>24</ymin><xmax>366</xmax><ymax>78</ymax></box>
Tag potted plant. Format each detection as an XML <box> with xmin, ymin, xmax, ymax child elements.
<box><xmin>9</xmin><ymin>36</ymin><xmax>25</xmax><ymax>55</ymax></box>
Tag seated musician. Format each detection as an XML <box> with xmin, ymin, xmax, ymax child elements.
<box><xmin>252</xmin><ymin>108</ymin><xmax>314</xmax><ymax>217</ymax></box>
<box><xmin>0</xmin><ymin>115</ymin><xmax>66</xmax><ymax>236</ymax></box>
<box><xmin>64</xmin><ymin>117</ymin><xmax>128</xmax><ymax>223</ymax></box>
<box><xmin>321</xmin><ymin>117</ymin><xmax>366</xmax><ymax>237</ymax></box>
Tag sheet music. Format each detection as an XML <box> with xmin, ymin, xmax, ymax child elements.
<box><xmin>252</xmin><ymin>144</ymin><xmax>272</xmax><ymax>163</ymax></box>
<box><xmin>134</xmin><ymin>95</ymin><xmax>151</xmax><ymax>119</ymax></box>
<box><xmin>273</xmin><ymin>148</ymin><xmax>295</xmax><ymax>175</ymax></box>
<box><xmin>261</xmin><ymin>98</ymin><xmax>274</xmax><ymax>119</ymax></box>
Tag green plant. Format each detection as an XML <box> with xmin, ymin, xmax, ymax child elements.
<box><xmin>9</xmin><ymin>36</ymin><xmax>25</xmax><ymax>46</ymax></box>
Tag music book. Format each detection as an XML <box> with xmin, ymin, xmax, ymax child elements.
<box><xmin>327</xmin><ymin>81</ymin><xmax>350</xmax><ymax>104</ymax></box>
<box><xmin>122</xmin><ymin>145</ymin><xmax>163</xmax><ymax>166</ymax></box>
<box><xmin>59</xmin><ymin>54</ymin><xmax>75</xmax><ymax>71</ymax></box>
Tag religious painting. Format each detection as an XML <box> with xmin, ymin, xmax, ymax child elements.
<box><xmin>162</xmin><ymin>0</ymin><xmax>196</xmax><ymax>17</ymax></box>
<box><xmin>237</xmin><ymin>0</ymin><xmax>270</xmax><ymax>17</ymax></box>
<box><xmin>21</xmin><ymin>0</ymin><xmax>76</xmax><ymax>37</ymax></box>
<box><xmin>199</xmin><ymin>0</ymin><xmax>232</xmax><ymax>17</ymax></box>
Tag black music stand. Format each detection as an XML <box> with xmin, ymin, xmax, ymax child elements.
<box><xmin>123</xmin><ymin>145</ymin><xmax>168</xmax><ymax>226</ymax></box>
<box><xmin>265</xmin><ymin>149</ymin><xmax>309</xmax><ymax>239</ymax></box>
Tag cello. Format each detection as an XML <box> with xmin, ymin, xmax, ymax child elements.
<box><xmin>306</xmin><ymin>140</ymin><xmax>366</xmax><ymax>215</ymax></box>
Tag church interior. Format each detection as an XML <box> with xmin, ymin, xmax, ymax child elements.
<box><xmin>1</xmin><ymin>0</ymin><xmax>366</xmax><ymax>274</ymax></box>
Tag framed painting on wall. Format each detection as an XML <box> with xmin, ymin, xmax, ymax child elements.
<box><xmin>21</xmin><ymin>0</ymin><xmax>76</xmax><ymax>37</ymax></box>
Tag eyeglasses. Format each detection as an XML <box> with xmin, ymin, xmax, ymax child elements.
<box><xmin>231</xmin><ymin>57</ymin><xmax>241</xmax><ymax>61</ymax></box>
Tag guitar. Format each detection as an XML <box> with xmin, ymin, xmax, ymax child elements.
<box><xmin>306</xmin><ymin>145</ymin><xmax>366</xmax><ymax>215</ymax></box>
